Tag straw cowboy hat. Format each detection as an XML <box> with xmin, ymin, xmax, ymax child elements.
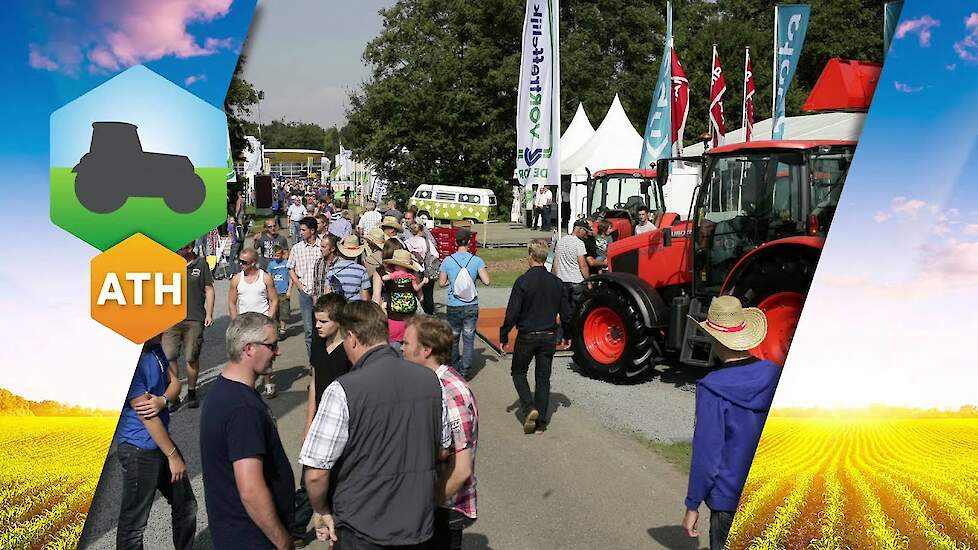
<box><xmin>337</xmin><ymin>235</ymin><xmax>365</xmax><ymax>259</ymax></box>
<box><xmin>364</xmin><ymin>227</ymin><xmax>387</xmax><ymax>249</ymax></box>
<box><xmin>694</xmin><ymin>296</ymin><xmax>767</xmax><ymax>351</ymax></box>
<box><xmin>380</xmin><ymin>216</ymin><xmax>403</xmax><ymax>231</ymax></box>
<box><xmin>383</xmin><ymin>249</ymin><xmax>423</xmax><ymax>272</ymax></box>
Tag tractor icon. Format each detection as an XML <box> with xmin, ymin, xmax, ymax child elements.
<box><xmin>73</xmin><ymin>122</ymin><xmax>206</xmax><ymax>214</ymax></box>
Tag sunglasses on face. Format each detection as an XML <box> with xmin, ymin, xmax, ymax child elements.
<box><xmin>253</xmin><ymin>340</ymin><xmax>279</xmax><ymax>351</ymax></box>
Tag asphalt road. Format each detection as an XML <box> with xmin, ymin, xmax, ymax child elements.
<box><xmin>79</xmin><ymin>281</ymin><xmax>709</xmax><ymax>549</ymax></box>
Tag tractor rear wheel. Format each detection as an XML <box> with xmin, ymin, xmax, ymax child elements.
<box><xmin>572</xmin><ymin>284</ymin><xmax>654</xmax><ymax>379</ymax></box>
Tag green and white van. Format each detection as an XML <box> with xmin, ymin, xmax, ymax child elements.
<box><xmin>408</xmin><ymin>184</ymin><xmax>497</xmax><ymax>223</ymax></box>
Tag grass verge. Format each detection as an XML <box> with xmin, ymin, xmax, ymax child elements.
<box><xmin>635</xmin><ymin>434</ymin><xmax>693</xmax><ymax>475</ymax></box>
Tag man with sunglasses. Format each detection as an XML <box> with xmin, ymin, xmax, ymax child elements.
<box><xmin>229</xmin><ymin>249</ymin><xmax>279</xmax><ymax>399</ymax></box>
<box><xmin>255</xmin><ymin>220</ymin><xmax>289</xmax><ymax>271</ymax></box>
<box><xmin>201</xmin><ymin>313</ymin><xmax>295</xmax><ymax>550</ymax></box>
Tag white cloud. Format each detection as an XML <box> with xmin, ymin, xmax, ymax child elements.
<box><xmin>873</xmin><ymin>211</ymin><xmax>892</xmax><ymax>223</ymax></box>
<box><xmin>965</xmin><ymin>224</ymin><xmax>978</xmax><ymax>235</ymax></box>
<box><xmin>894</xmin><ymin>81</ymin><xmax>925</xmax><ymax>93</ymax></box>
<box><xmin>896</xmin><ymin>15</ymin><xmax>940</xmax><ymax>47</ymax></box>
<box><xmin>185</xmin><ymin>73</ymin><xmax>207</xmax><ymax>86</ymax></box>
<box><xmin>954</xmin><ymin>13</ymin><xmax>978</xmax><ymax>62</ymax></box>
<box><xmin>947</xmin><ymin>63</ymin><xmax>958</xmax><ymax>71</ymax></box>
<box><xmin>891</xmin><ymin>196</ymin><xmax>929</xmax><ymax>216</ymax></box>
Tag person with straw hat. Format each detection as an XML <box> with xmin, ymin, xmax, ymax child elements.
<box><xmin>325</xmin><ymin>235</ymin><xmax>371</xmax><ymax>302</ymax></box>
<box><xmin>379</xmin><ymin>215</ymin><xmax>404</xmax><ymax>241</ymax></box>
<box><xmin>681</xmin><ymin>295</ymin><xmax>782</xmax><ymax>550</ymax></box>
<box><xmin>381</xmin><ymin>249</ymin><xmax>428</xmax><ymax>350</ymax></box>
<box><xmin>362</xmin><ymin>227</ymin><xmax>387</xmax><ymax>280</ymax></box>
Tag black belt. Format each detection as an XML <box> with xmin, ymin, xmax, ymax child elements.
<box><xmin>520</xmin><ymin>329</ymin><xmax>556</xmax><ymax>336</ymax></box>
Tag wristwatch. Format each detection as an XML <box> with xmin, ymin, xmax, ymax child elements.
<box><xmin>161</xmin><ymin>395</ymin><xmax>169</xmax><ymax>409</ymax></box>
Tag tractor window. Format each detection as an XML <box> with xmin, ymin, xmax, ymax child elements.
<box><xmin>588</xmin><ymin>176</ymin><xmax>658</xmax><ymax>216</ymax></box>
<box><xmin>695</xmin><ymin>151</ymin><xmax>806</xmax><ymax>297</ymax></box>
<box><xmin>810</xmin><ymin>148</ymin><xmax>853</xmax><ymax>233</ymax></box>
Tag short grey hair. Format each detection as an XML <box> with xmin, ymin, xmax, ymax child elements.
<box><xmin>226</xmin><ymin>312</ymin><xmax>275</xmax><ymax>361</ymax></box>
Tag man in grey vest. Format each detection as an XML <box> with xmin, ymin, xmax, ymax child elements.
<box><xmin>299</xmin><ymin>301</ymin><xmax>451</xmax><ymax>549</ymax></box>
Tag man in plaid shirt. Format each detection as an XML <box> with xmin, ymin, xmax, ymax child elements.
<box><xmin>403</xmin><ymin>316</ymin><xmax>479</xmax><ymax>550</ymax></box>
<box><xmin>288</xmin><ymin>216</ymin><xmax>322</xmax><ymax>357</ymax></box>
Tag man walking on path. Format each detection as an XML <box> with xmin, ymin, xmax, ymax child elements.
<box><xmin>289</xmin><ymin>217</ymin><xmax>322</xmax><ymax>357</ymax></box>
<box><xmin>500</xmin><ymin>239</ymin><xmax>563</xmax><ymax>434</ymax></box>
<box><xmin>163</xmin><ymin>242</ymin><xmax>214</xmax><ymax>409</ymax></box>
<box><xmin>288</xmin><ymin>196</ymin><xmax>307</xmax><ymax>244</ymax></box>
<box><xmin>116</xmin><ymin>335</ymin><xmax>197</xmax><ymax>550</ymax></box>
<box><xmin>230</xmin><ymin>248</ymin><xmax>280</xmax><ymax>398</ymax></box>
<box><xmin>402</xmin><ymin>316</ymin><xmax>479</xmax><ymax>550</ymax></box>
<box><xmin>255</xmin><ymin>219</ymin><xmax>289</xmax><ymax>270</ymax></box>
<box><xmin>267</xmin><ymin>245</ymin><xmax>292</xmax><ymax>338</ymax></box>
<box><xmin>299</xmin><ymin>301</ymin><xmax>452</xmax><ymax>548</ymax></box>
<box><xmin>551</xmin><ymin>220</ymin><xmax>590</xmax><ymax>346</ymax></box>
<box><xmin>329</xmin><ymin>209</ymin><xmax>353</xmax><ymax>239</ymax></box>
<box><xmin>200</xmin><ymin>313</ymin><xmax>295</xmax><ymax>550</ymax></box>
<box><xmin>356</xmin><ymin>200</ymin><xmax>383</xmax><ymax>236</ymax></box>
<box><xmin>439</xmin><ymin>228</ymin><xmax>490</xmax><ymax>378</ymax></box>
<box><xmin>682</xmin><ymin>296</ymin><xmax>781</xmax><ymax>550</ymax></box>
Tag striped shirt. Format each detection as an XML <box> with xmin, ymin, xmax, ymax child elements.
<box><xmin>287</xmin><ymin>238</ymin><xmax>322</xmax><ymax>294</ymax></box>
<box><xmin>435</xmin><ymin>364</ymin><xmax>479</xmax><ymax>519</ymax></box>
<box><xmin>324</xmin><ymin>259</ymin><xmax>371</xmax><ymax>301</ymax></box>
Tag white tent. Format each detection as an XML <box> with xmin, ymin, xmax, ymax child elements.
<box><xmin>562</xmin><ymin>94</ymin><xmax>643</xmax><ymax>182</ymax></box>
<box><xmin>559</xmin><ymin>103</ymin><xmax>595</xmax><ymax>162</ymax></box>
<box><xmin>683</xmin><ymin>111</ymin><xmax>866</xmax><ymax>156</ymax></box>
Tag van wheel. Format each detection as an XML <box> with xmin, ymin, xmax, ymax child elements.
<box><xmin>465</xmin><ymin>218</ymin><xmax>479</xmax><ymax>225</ymax></box>
<box><xmin>418</xmin><ymin>211</ymin><xmax>431</xmax><ymax>223</ymax></box>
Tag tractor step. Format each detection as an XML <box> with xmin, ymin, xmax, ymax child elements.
<box><xmin>679</xmin><ymin>299</ymin><xmax>715</xmax><ymax>368</ymax></box>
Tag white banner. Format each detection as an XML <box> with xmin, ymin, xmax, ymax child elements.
<box><xmin>515</xmin><ymin>0</ymin><xmax>560</xmax><ymax>188</ymax></box>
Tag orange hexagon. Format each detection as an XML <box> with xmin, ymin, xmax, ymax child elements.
<box><xmin>91</xmin><ymin>233</ymin><xmax>187</xmax><ymax>343</ymax></box>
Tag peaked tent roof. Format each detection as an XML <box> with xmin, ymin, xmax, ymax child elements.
<box><xmin>562</xmin><ymin>94</ymin><xmax>644</xmax><ymax>179</ymax></box>
<box><xmin>682</xmin><ymin>111</ymin><xmax>865</xmax><ymax>156</ymax></box>
<box><xmin>559</xmin><ymin>103</ymin><xmax>595</xmax><ymax>163</ymax></box>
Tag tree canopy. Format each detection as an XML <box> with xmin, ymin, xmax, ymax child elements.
<box><xmin>344</xmin><ymin>0</ymin><xmax>886</xmax><ymax>210</ymax></box>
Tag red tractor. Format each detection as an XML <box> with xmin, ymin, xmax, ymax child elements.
<box><xmin>583</xmin><ymin>168</ymin><xmax>681</xmax><ymax>239</ymax></box>
<box><xmin>573</xmin><ymin>139</ymin><xmax>855</xmax><ymax>378</ymax></box>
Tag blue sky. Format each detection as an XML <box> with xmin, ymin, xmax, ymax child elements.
<box><xmin>0</xmin><ymin>0</ymin><xmax>254</xmax><ymax>407</ymax></box>
<box><xmin>775</xmin><ymin>2</ymin><xmax>978</xmax><ymax>408</ymax></box>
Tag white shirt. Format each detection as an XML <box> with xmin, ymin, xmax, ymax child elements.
<box><xmin>635</xmin><ymin>221</ymin><xmax>656</xmax><ymax>235</ymax></box>
<box><xmin>357</xmin><ymin>209</ymin><xmax>383</xmax><ymax>233</ymax></box>
<box><xmin>553</xmin><ymin>235</ymin><xmax>587</xmax><ymax>284</ymax></box>
<box><xmin>534</xmin><ymin>189</ymin><xmax>553</xmax><ymax>208</ymax></box>
<box><xmin>287</xmin><ymin>203</ymin><xmax>306</xmax><ymax>222</ymax></box>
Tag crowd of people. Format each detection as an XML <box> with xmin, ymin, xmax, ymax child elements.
<box><xmin>114</xmin><ymin>181</ymin><xmax>779</xmax><ymax>550</ymax></box>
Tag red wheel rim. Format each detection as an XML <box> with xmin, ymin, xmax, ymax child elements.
<box><xmin>754</xmin><ymin>292</ymin><xmax>804</xmax><ymax>366</ymax></box>
<box><xmin>584</xmin><ymin>307</ymin><xmax>627</xmax><ymax>364</ymax></box>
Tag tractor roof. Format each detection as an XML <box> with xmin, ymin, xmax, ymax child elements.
<box><xmin>592</xmin><ymin>168</ymin><xmax>657</xmax><ymax>178</ymax></box>
<box><xmin>707</xmin><ymin>140</ymin><xmax>856</xmax><ymax>155</ymax></box>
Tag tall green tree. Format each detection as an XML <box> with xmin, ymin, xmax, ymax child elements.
<box><xmin>225</xmin><ymin>56</ymin><xmax>260</xmax><ymax>161</ymax></box>
<box><xmin>346</xmin><ymin>0</ymin><xmax>886</xmax><ymax>210</ymax></box>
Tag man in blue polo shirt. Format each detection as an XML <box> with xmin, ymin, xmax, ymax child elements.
<box><xmin>116</xmin><ymin>334</ymin><xmax>197</xmax><ymax>550</ymax></box>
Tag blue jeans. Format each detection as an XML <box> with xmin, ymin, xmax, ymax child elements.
<box><xmin>298</xmin><ymin>291</ymin><xmax>315</xmax><ymax>358</ymax></box>
<box><xmin>447</xmin><ymin>304</ymin><xmax>479</xmax><ymax>377</ymax></box>
<box><xmin>291</xmin><ymin>220</ymin><xmax>301</xmax><ymax>244</ymax></box>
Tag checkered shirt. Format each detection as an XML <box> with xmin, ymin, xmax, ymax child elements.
<box><xmin>287</xmin><ymin>238</ymin><xmax>321</xmax><ymax>294</ymax></box>
<box><xmin>299</xmin><ymin>379</ymin><xmax>452</xmax><ymax>471</ymax></box>
<box><xmin>357</xmin><ymin>210</ymin><xmax>382</xmax><ymax>234</ymax></box>
<box><xmin>312</xmin><ymin>256</ymin><xmax>330</xmax><ymax>298</ymax></box>
<box><xmin>436</xmin><ymin>364</ymin><xmax>479</xmax><ymax>519</ymax></box>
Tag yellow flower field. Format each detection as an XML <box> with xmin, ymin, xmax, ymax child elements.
<box><xmin>727</xmin><ymin>415</ymin><xmax>978</xmax><ymax>550</ymax></box>
<box><xmin>0</xmin><ymin>416</ymin><xmax>115</xmax><ymax>549</ymax></box>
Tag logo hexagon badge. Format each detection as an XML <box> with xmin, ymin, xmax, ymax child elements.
<box><xmin>51</xmin><ymin>65</ymin><xmax>229</xmax><ymax>252</ymax></box>
<box><xmin>91</xmin><ymin>233</ymin><xmax>187</xmax><ymax>343</ymax></box>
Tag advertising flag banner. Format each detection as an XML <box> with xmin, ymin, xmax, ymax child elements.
<box><xmin>515</xmin><ymin>0</ymin><xmax>560</xmax><ymax>188</ymax></box>
<box><xmin>339</xmin><ymin>144</ymin><xmax>353</xmax><ymax>179</ymax></box>
<box><xmin>709</xmin><ymin>44</ymin><xmax>727</xmax><ymax>148</ymax></box>
<box><xmin>884</xmin><ymin>1</ymin><xmax>904</xmax><ymax>55</ymax></box>
<box><xmin>671</xmin><ymin>47</ymin><xmax>689</xmax><ymax>155</ymax></box>
<box><xmin>743</xmin><ymin>47</ymin><xmax>756</xmax><ymax>142</ymax></box>
<box><xmin>772</xmin><ymin>3</ymin><xmax>811</xmax><ymax>140</ymax></box>
<box><xmin>639</xmin><ymin>1</ymin><xmax>673</xmax><ymax>168</ymax></box>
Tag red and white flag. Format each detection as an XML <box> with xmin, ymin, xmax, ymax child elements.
<box><xmin>743</xmin><ymin>46</ymin><xmax>756</xmax><ymax>143</ymax></box>
<box><xmin>671</xmin><ymin>48</ymin><xmax>689</xmax><ymax>155</ymax></box>
<box><xmin>709</xmin><ymin>44</ymin><xmax>726</xmax><ymax>148</ymax></box>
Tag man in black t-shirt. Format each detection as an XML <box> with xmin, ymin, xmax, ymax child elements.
<box><xmin>163</xmin><ymin>242</ymin><xmax>214</xmax><ymax>409</ymax></box>
<box><xmin>200</xmin><ymin>313</ymin><xmax>295</xmax><ymax>550</ymax></box>
<box><xmin>254</xmin><ymin>220</ymin><xmax>290</xmax><ymax>270</ymax></box>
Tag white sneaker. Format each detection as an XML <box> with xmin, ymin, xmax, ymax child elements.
<box><xmin>263</xmin><ymin>383</ymin><xmax>278</xmax><ymax>399</ymax></box>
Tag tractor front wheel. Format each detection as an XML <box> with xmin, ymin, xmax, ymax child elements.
<box><xmin>572</xmin><ymin>284</ymin><xmax>654</xmax><ymax>380</ymax></box>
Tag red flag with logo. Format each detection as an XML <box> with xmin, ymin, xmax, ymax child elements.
<box><xmin>743</xmin><ymin>47</ymin><xmax>755</xmax><ymax>143</ymax></box>
<box><xmin>671</xmin><ymin>48</ymin><xmax>689</xmax><ymax>155</ymax></box>
<box><xmin>709</xmin><ymin>45</ymin><xmax>726</xmax><ymax>148</ymax></box>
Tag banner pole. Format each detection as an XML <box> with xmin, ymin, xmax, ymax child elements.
<box><xmin>743</xmin><ymin>47</ymin><xmax>748</xmax><ymax>135</ymax></box>
<box><xmin>772</xmin><ymin>5</ymin><xmax>778</xmax><ymax>139</ymax></box>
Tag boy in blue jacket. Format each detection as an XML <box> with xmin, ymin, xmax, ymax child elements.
<box><xmin>682</xmin><ymin>296</ymin><xmax>782</xmax><ymax>549</ymax></box>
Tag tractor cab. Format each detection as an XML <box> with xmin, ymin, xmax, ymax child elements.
<box><xmin>585</xmin><ymin>168</ymin><xmax>663</xmax><ymax>239</ymax></box>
